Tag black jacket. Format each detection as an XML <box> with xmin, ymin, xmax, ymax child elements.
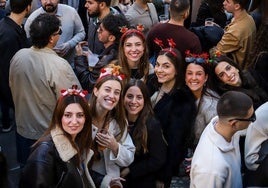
<box><xmin>153</xmin><ymin>86</ymin><xmax>197</xmax><ymax>186</ymax></box>
<box><xmin>74</xmin><ymin>44</ymin><xmax>118</xmax><ymax>93</ymax></box>
<box><xmin>124</xmin><ymin>117</ymin><xmax>167</xmax><ymax>188</ymax></box>
<box><xmin>0</xmin><ymin>16</ymin><xmax>30</xmax><ymax>108</ymax></box>
<box><xmin>19</xmin><ymin>134</ymin><xmax>94</xmax><ymax>188</ymax></box>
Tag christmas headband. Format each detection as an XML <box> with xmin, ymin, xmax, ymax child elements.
<box><xmin>120</xmin><ymin>24</ymin><xmax>145</xmax><ymax>41</ymax></box>
<box><xmin>154</xmin><ymin>38</ymin><xmax>177</xmax><ymax>57</ymax></box>
<box><xmin>60</xmin><ymin>85</ymin><xmax>88</xmax><ymax>100</ymax></box>
<box><xmin>97</xmin><ymin>63</ymin><xmax>126</xmax><ymax>82</ymax></box>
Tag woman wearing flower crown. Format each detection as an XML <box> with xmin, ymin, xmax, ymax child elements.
<box><xmin>88</xmin><ymin>64</ymin><xmax>135</xmax><ymax>188</ymax></box>
<box><xmin>118</xmin><ymin>27</ymin><xmax>154</xmax><ymax>83</ymax></box>
<box><xmin>19</xmin><ymin>85</ymin><xmax>96</xmax><ymax>188</ymax></box>
<box><xmin>149</xmin><ymin>45</ymin><xmax>196</xmax><ymax>187</ymax></box>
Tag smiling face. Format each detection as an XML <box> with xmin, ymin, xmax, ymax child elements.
<box><xmin>61</xmin><ymin>103</ymin><xmax>85</xmax><ymax>140</ymax></box>
<box><xmin>185</xmin><ymin>63</ymin><xmax>208</xmax><ymax>98</ymax></box>
<box><xmin>123</xmin><ymin>36</ymin><xmax>145</xmax><ymax>68</ymax></box>
<box><xmin>93</xmin><ymin>80</ymin><xmax>121</xmax><ymax>112</ymax></box>
<box><xmin>124</xmin><ymin>86</ymin><xmax>144</xmax><ymax>121</ymax></box>
<box><xmin>155</xmin><ymin>54</ymin><xmax>176</xmax><ymax>86</ymax></box>
<box><xmin>215</xmin><ymin>61</ymin><xmax>241</xmax><ymax>87</ymax></box>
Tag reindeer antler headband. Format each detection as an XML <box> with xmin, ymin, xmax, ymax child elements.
<box><xmin>154</xmin><ymin>38</ymin><xmax>177</xmax><ymax>57</ymax></box>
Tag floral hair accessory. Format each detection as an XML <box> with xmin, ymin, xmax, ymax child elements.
<box><xmin>185</xmin><ymin>50</ymin><xmax>209</xmax><ymax>64</ymax></box>
<box><xmin>60</xmin><ymin>85</ymin><xmax>88</xmax><ymax>99</ymax></box>
<box><xmin>98</xmin><ymin>63</ymin><xmax>126</xmax><ymax>81</ymax></box>
<box><xmin>208</xmin><ymin>51</ymin><xmax>221</xmax><ymax>63</ymax></box>
<box><xmin>154</xmin><ymin>38</ymin><xmax>177</xmax><ymax>57</ymax></box>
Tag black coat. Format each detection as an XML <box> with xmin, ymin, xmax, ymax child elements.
<box><xmin>124</xmin><ymin>117</ymin><xmax>167</xmax><ymax>188</ymax></box>
<box><xmin>0</xmin><ymin>16</ymin><xmax>30</xmax><ymax>108</ymax></box>
<box><xmin>153</xmin><ymin>86</ymin><xmax>197</xmax><ymax>186</ymax></box>
<box><xmin>74</xmin><ymin>44</ymin><xmax>118</xmax><ymax>93</ymax></box>
<box><xmin>19</xmin><ymin>135</ymin><xmax>94</xmax><ymax>188</ymax></box>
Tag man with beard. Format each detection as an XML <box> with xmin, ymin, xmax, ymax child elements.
<box><xmin>0</xmin><ymin>0</ymin><xmax>32</xmax><ymax>133</ymax></box>
<box><xmin>85</xmin><ymin>0</ymin><xmax>122</xmax><ymax>55</ymax></box>
<box><xmin>24</xmin><ymin>0</ymin><xmax>85</xmax><ymax>66</ymax></box>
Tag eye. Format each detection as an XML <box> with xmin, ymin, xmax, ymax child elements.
<box><xmin>127</xmin><ymin>94</ymin><xmax>134</xmax><ymax>99</ymax></box>
<box><xmin>226</xmin><ymin>65</ymin><xmax>231</xmax><ymax>71</ymax></box>
<box><xmin>64</xmin><ymin>113</ymin><xmax>72</xmax><ymax>118</ymax></box>
<box><xmin>114</xmin><ymin>90</ymin><xmax>121</xmax><ymax>96</ymax></box>
<box><xmin>77</xmin><ymin>113</ymin><xmax>85</xmax><ymax>118</ymax></box>
<box><xmin>218</xmin><ymin>72</ymin><xmax>224</xmax><ymax>78</ymax></box>
<box><xmin>137</xmin><ymin>95</ymin><xmax>143</xmax><ymax>100</ymax></box>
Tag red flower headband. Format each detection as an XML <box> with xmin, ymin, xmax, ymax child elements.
<box><xmin>97</xmin><ymin>63</ymin><xmax>126</xmax><ymax>82</ymax></box>
<box><xmin>60</xmin><ymin>85</ymin><xmax>88</xmax><ymax>100</ymax></box>
<box><xmin>120</xmin><ymin>24</ymin><xmax>145</xmax><ymax>41</ymax></box>
<box><xmin>154</xmin><ymin>38</ymin><xmax>177</xmax><ymax>57</ymax></box>
<box><xmin>208</xmin><ymin>51</ymin><xmax>221</xmax><ymax>63</ymax></box>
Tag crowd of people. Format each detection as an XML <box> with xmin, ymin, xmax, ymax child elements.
<box><xmin>0</xmin><ymin>0</ymin><xmax>268</xmax><ymax>187</ymax></box>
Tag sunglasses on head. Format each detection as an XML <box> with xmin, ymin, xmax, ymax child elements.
<box><xmin>185</xmin><ymin>57</ymin><xmax>206</xmax><ymax>64</ymax></box>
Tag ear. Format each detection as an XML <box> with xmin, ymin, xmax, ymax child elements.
<box><xmin>108</xmin><ymin>35</ymin><xmax>116</xmax><ymax>42</ymax></box>
<box><xmin>205</xmin><ymin>74</ymin><xmax>208</xmax><ymax>82</ymax></box>
<box><xmin>93</xmin><ymin>87</ymin><xmax>99</xmax><ymax>97</ymax></box>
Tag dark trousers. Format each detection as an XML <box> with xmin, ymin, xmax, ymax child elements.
<box><xmin>244</xmin><ymin>156</ymin><xmax>268</xmax><ymax>187</ymax></box>
<box><xmin>15</xmin><ymin>132</ymin><xmax>36</xmax><ymax>166</ymax></box>
<box><xmin>0</xmin><ymin>101</ymin><xmax>11</xmax><ymax>129</ymax></box>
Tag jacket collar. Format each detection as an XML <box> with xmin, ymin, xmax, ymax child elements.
<box><xmin>50</xmin><ymin>126</ymin><xmax>77</xmax><ymax>162</ymax></box>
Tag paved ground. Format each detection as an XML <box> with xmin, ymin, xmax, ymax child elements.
<box><xmin>0</xmin><ymin>127</ymin><xmax>190</xmax><ymax>188</ymax></box>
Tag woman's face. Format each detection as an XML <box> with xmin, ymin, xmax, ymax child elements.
<box><xmin>62</xmin><ymin>103</ymin><xmax>85</xmax><ymax>140</ymax></box>
<box><xmin>124</xmin><ymin>86</ymin><xmax>144</xmax><ymax>120</ymax></box>
<box><xmin>155</xmin><ymin>55</ymin><xmax>176</xmax><ymax>85</ymax></box>
<box><xmin>123</xmin><ymin>36</ymin><xmax>144</xmax><ymax>67</ymax></box>
<box><xmin>185</xmin><ymin>63</ymin><xmax>207</xmax><ymax>94</ymax></box>
<box><xmin>214</xmin><ymin>61</ymin><xmax>241</xmax><ymax>87</ymax></box>
<box><xmin>94</xmin><ymin>80</ymin><xmax>121</xmax><ymax>111</ymax></box>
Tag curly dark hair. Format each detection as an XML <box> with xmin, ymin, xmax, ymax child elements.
<box><xmin>30</xmin><ymin>13</ymin><xmax>61</xmax><ymax>48</ymax></box>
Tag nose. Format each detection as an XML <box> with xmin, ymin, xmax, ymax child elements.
<box><xmin>71</xmin><ymin>116</ymin><xmax>78</xmax><ymax>124</ymax></box>
<box><xmin>225</xmin><ymin>71</ymin><xmax>232</xmax><ymax>77</ymax></box>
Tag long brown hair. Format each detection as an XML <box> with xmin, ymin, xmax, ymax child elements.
<box><xmin>89</xmin><ymin>75</ymin><xmax>127</xmax><ymax>141</ymax></box>
<box><xmin>38</xmin><ymin>94</ymin><xmax>92</xmax><ymax>167</ymax></box>
<box><xmin>118</xmin><ymin>29</ymin><xmax>150</xmax><ymax>82</ymax></box>
<box><xmin>123</xmin><ymin>79</ymin><xmax>154</xmax><ymax>154</ymax></box>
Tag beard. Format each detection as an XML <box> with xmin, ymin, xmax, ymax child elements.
<box><xmin>88</xmin><ymin>8</ymin><xmax>101</xmax><ymax>18</ymax></box>
<box><xmin>42</xmin><ymin>4</ymin><xmax>57</xmax><ymax>13</ymax></box>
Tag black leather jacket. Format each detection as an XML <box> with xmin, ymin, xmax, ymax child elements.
<box><xmin>19</xmin><ymin>135</ymin><xmax>94</xmax><ymax>188</ymax></box>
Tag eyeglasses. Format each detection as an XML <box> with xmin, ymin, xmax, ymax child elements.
<box><xmin>230</xmin><ymin>112</ymin><xmax>256</xmax><ymax>123</ymax></box>
<box><xmin>53</xmin><ymin>28</ymin><xmax>62</xmax><ymax>36</ymax></box>
<box><xmin>185</xmin><ymin>57</ymin><xmax>206</xmax><ymax>64</ymax></box>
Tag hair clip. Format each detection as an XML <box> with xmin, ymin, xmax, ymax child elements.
<box><xmin>60</xmin><ymin>85</ymin><xmax>88</xmax><ymax>99</ymax></box>
<box><xmin>154</xmin><ymin>38</ymin><xmax>177</xmax><ymax>57</ymax></box>
<box><xmin>98</xmin><ymin>64</ymin><xmax>126</xmax><ymax>81</ymax></box>
<box><xmin>185</xmin><ymin>50</ymin><xmax>209</xmax><ymax>64</ymax></box>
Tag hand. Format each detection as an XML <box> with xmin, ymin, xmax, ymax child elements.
<box><xmin>54</xmin><ymin>42</ymin><xmax>71</xmax><ymax>57</ymax></box>
<box><xmin>75</xmin><ymin>41</ymin><xmax>91</xmax><ymax>56</ymax></box>
<box><xmin>96</xmin><ymin>131</ymin><xmax>119</xmax><ymax>155</ymax></box>
<box><xmin>156</xmin><ymin>180</ymin><xmax>164</xmax><ymax>188</ymax></box>
<box><xmin>183</xmin><ymin>157</ymin><xmax>192</xmax><ymax>174</ymax></box>
<box><xmin>120</xmin><ymin>168</ymin><xmax>130</xmax><ymax>178</ymax></box>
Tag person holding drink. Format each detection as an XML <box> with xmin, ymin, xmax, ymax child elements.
<box><xmin>89</xmin><ymin>64</ymin><xmax>135</xmax><ymax>188</ymax></box>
